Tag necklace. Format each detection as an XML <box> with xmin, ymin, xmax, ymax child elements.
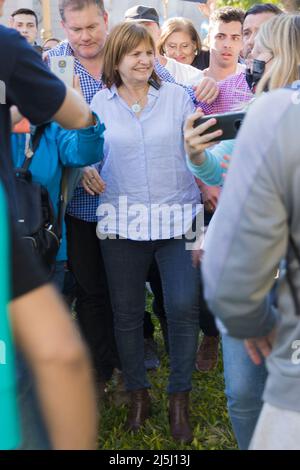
<box><xmin>121</xmin><ymin>86</ymin><xmax>148</xmax><ymax>114</ymax></box>
<box><xmin>131</xmin><ymin>101</ymin><xmax>142</xmax><ymax>114</ymax></box>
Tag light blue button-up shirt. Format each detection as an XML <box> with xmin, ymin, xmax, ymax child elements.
<box><xmin>91</xmin><ymin>82</ymin><xmax>202</xmax><ymax>241</ymax></box>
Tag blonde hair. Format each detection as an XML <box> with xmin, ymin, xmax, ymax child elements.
<box><xmin>256</xmin><ymin>14</ymin><xmax>300</xmax><ymax>94</ymax></box>
<box><xmin>158</xmin><ymin>17</ymin><xmax>202</xmax><ymax>57</ymax></box>
<box><xmin>102</xmin><ymin>22</ymin><xmax>160</xmax><ymax>89</ymax></box>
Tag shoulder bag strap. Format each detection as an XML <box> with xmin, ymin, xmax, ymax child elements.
<box><xmin>22</xmin><ymin>124</ymin><xmax>48</xmax><ymax>171</ymax></box>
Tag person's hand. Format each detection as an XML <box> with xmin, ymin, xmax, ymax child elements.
<box><xmin>82</xmin><ymin>167</ymin><xmax>106</xmax><ymax>196</ymax></box>
<box><xmin>193</xmin><ymin>77</ymin><xmax>219</xmax><ymax>104</ymax></box>
<box><xmin>244</xmin><ymin>328</ymin><xmax>277</xmax><ymax>365</ymax></box>
<box><xmin>42</xmin><ymin>50</ymin><xmax>49</xmax><ymax>62</ymax></box>
<box><xmin>184</xmin><ymin>109</ymin><xmax>223</xmax><ymax>165</ymax></box>
<box><xmin>201</xmin><ymin>184</ymin><xmax>221</xmax><ymax>213</ymax></box>
<box><xmin>220</xmin><ymin>154</ymin><xmax>231</xmax><ymax>179</ymax></box>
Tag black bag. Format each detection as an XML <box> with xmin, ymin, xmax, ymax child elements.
<box><xmin>14</xmin><ymin>125</ymin><xmax>62</xmax><ymax>277</ymax></box>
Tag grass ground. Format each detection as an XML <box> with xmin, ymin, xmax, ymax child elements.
<box><xmin>98</xmin><ymin>294</ymin><xmax>237</xmax><ymax>450</ymax></box>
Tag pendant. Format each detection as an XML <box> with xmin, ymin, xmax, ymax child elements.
<box><xmin>131</xmin><ymin>103</ymin><xmax>142</xmax><ymax>113</ymax></box>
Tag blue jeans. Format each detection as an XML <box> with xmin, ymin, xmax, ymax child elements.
<box><xmin>222</xmin><ymin>335</ymin><xmax>267</xmax><ymax>450</ymax></box>
<box><xmin>101</xmin><ymin>237</ymin><xmax>200</xmax><ymax>393</ymax></box>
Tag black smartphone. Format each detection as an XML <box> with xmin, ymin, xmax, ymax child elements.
<box><xmin>193</xmin><ymin>111</ymin><xmax>246</xmax><ymax>142</ymax></box>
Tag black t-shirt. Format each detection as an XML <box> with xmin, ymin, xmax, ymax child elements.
<box><xmin>0</xmin><ymin>26</ymin><xmax>67</xmax><ymax>298</ymax></box>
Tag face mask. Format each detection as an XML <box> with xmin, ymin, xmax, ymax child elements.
<box><xmin>246</xmin><ymin>59</ymin><xmax>266</xmax><ymax>91</ymax></box>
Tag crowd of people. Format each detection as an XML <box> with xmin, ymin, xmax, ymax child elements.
<box><xmin>1</xmin><ymin>0</ymin><xmax>300</xmax><ymax>451</ymax></box>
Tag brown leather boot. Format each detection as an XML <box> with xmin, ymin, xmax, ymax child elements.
<box><xmin>126</xmin><ymin>389</ymin><xmax>151</xmax><ymax>432</ymax></box>
<box><xmin>169</xmin><ymin>391</ymin><xmax>193</xmax><ymax>444</ymax></box>
<box><xmin>195</xmin><ymin>335</ymin><xmax>219</xmax><ymax>372</ymax></box>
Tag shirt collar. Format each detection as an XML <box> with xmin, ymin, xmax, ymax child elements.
<box><xmin>65</xmin><ymin>41</ymin><xmax>74</xmax><ymax>56</ymax></box>
<box><xmin>106</xmin><ymin>82</ymin><xmax>160</xmax><ymax>100</ymax></box>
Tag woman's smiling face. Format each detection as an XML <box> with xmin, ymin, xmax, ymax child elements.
<box><xmin>117</xmin><ymin>41</ymin><xmax>155</xmax><ymax>86</ymax></box>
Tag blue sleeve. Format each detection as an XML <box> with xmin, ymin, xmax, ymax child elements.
<box><xmin>10</xmin><ymin>133</ymin><xmax>26</xmax><ymax>168</ymax></box>
<box><xmin>186</xmin><ymin>140</ymin><xmax>235</xmax><ymax>186</ymax></box>
<box><xmin>56</xmin><ymin>113</ymin><xmax>105</xmax><ymax>167</ymax></box>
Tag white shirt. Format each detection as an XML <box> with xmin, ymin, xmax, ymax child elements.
<box><xmin>164</xmin><ymin>57</ymin><xmax>246</xmax><ymax>87</ymax></box>
<box><xmin>164</xmin><ymin>57</ymin><xmax>204</xmax><ymax>86</ymax></box>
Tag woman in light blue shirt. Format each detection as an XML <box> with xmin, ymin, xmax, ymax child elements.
<box><xmin>91</xmin><ymin>22</ymin><xmax>201</xmax><ymax>444</ymax></box>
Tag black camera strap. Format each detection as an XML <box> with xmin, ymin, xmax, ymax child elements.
<box><xmin>22</xmin><ymin>124</ymin><xmax>48</xmax><ymax>171</ymax></box>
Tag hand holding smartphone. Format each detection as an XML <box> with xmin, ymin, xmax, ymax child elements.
<box><xmin>193</xmin><ymin>111</ymin><xmax>245</xmax><ymax>142</ymax></box>
<box><xmin>50</xmin><ymin>56</ymin><xmax>75</xmax><ymax>88</ymax></box>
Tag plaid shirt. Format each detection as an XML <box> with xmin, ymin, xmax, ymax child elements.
<box><xmin>202</xmin><ymin>72</ymin><xmax>253</xmax><ymax>114</ymax></box>
<box><xmin>47</xmin><ymin>43</ymin><xmax>252</xmax><ymax>221</ymax></box>
<box><xmin>48</xmin><ymin>41</ymin><xmax>104</xmax><ymax>222</ymax></box>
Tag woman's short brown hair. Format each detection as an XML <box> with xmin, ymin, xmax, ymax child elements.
<box><xmin>102</xmin><ymin>22</ymin><xmax>161</xmax><ymax>89</ymax></box>
<box><xmin>158</xmin><ymin>17</ymin><xmax>202</xmax><ymax>56</ymax></box>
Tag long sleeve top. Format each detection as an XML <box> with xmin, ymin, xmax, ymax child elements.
<box><xmin>91</xmin><ymin>82</ymin><xmax>201</xmax><ymax>241</ymax></box>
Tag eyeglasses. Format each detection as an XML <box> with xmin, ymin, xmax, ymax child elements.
<box><xmin>164</xmin><ymin>42</ymin><xmax>195</xmax><ymax>54</ymax></box>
